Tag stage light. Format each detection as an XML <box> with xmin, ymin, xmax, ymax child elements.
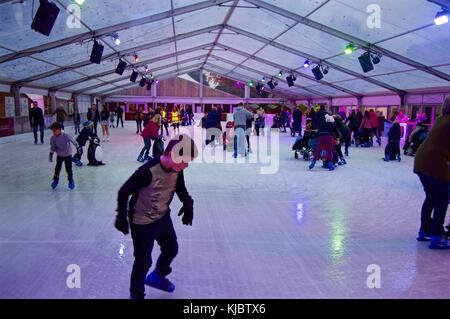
<box><xmin>435</xmin><ymin>9</ymin><xmax>449</xmax><ymax>25</ymax></box>
<box><xmin>145</xmin><ymin>65</ymin><xmax>149</xmax><ymax>72</ymax></box>
<box><xmin>90</xmin><ymin>39</ymin><xmax>104</xmax><ymax>64</ymax></box>
<box><xmin>111</xmin><ymin>33</ymin><xmax>120</xmax><ymax>46</ymax></box>
<box><xmin>248</xmin><ymin>80</ymin><xmax>254</xmax><ymax>87</ymax></box>
<box><xmin>344</xmin><ymin>43</ymin><xmax>356</xmax><ymax>55</ymax></box>
<box><xmin>155</xmin><ymin>79</ymin><xmax>159</xmax><ymax>84</ymax></box>
<box><xmin>130</xmin><ymin>70</ymin><xmax>138</xmax><ymax>82</ymax></box>
<box><xmin>312</xmin><ymin>65</ymin><xmax>324</xmax><ymax>81</ymax></box>
<box><xmin>262</xmin><ymin>77</ymin><xmax>266</xmax><ymax>82</ymax></box>
<box><xmin>256</xmin><ymin>83</ymin><xmax>264</xmax><ymax>94</ymax></box>
<box><xmin>358</xmin><ymin>51</ymin><xmax>374</xmax><ymax>73</ymax></box>
<box><xmin>74</xmin><ymin>0</ymin><xmax>86</xmax><ymax>5</ymax></box>
<box><xmin>133</xmin><ymin>54</ymin><xmax>140</xmax><ymax>63</ymax></box>
<box><xmin>371</xmin><ymin>53</ymin><xmax>382</xmax><ymax>65</ymax></box>
<box><xmin>267</xmin><ymin>78</ymin><xmax>277</xmax><ymax>90</ymax></box>
<box><xmin>303</xmin><ymin>60</ymin><xmax>310</xmax><ymax>68</ymax></box>
<box><xmin>146</xmin><ymin>80</ymin><xmax>153</xmax><ymax>91</ymax></box>
<box><xmin>139</xmin><ymin>77</ymin><xmax>146</xmax><ymax>87</ymax></box>
<box><xmin>278</xmin><ymin>71</ymin><xmax>283</xmax><ymax>77</ymax></box>
<box><xmin>115</xmin><ymin>59</ymin><xmax>127</xmax><ymax>75</ymax></box>
<box><xmin>321</xmin><ymin>65</ymin><xmax>329</xmax><ymax>75</ymax></box>
<box><xmin>31</xmin><ymin>0</ymin><xmax>60</xmax><ymax>36</ymax></box>
<box><xmin>286</xmin><ymin>74</ymin><xmax>297</xmax><ymax>87</ymax></box>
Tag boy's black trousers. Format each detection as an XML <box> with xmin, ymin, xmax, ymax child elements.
<box><xmin>130</xmin><ymin>212</ymin><xmax>178</xmax><ymax>298</ymax></box>
<box><xmin>54</xmin><ymin>155</ymin><xmax>73</xmax><ymax>181</ymax></box>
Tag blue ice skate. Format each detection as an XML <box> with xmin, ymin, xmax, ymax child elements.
<box><xmin>429</xmin><ymin>236</ymin><xmax>449</xmax><ymax>249</ymax></box>
<box><xmin>328</xmin><ymin>162</ymin><xmax>335</xmax><ymax>171</ymax></box>
<box><xmin>145</xmin><ymin>270</ymin><xmax>175</xmax><ymax>293</ymax></box>
<box><xmin>68</xmin><ymin>179</ymin><xmax>75</xmax><ymax>190</ymax></box>
<box><xmin>309</xmin><ymin>160</ymin><xmax>316</xmax><ymax>170</ymax></box>
<box><xmin>416</xmin><ymin>231</ymin><xmax>430</xmax><ymax>242</ymax></box>
<box><xmin>51</xmin><ymin>179</ymin><xmax>58</xmax><ymax>190</ymax></box>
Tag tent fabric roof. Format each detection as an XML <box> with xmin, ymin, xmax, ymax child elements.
<box><xmin>0</xmin><ymin>0</ymin><xmax>449</xmax><ymax>99</ymax></box>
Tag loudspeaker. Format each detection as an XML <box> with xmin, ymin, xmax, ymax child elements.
<box><xmin>286</xmin><ymin>75</ymin><xmax>296</xmax><ymax>87</ymax></box>
<box><xmin>312</xmin><ymin>65</ymin><xmax>324</xmax><ymax>81</ymax></box>
<box><xmin>139</xmin><ymin>77</ymin><xmax>146</xmax><ymax>87</ymax></box>
<box><xmin>268</xmin><ymin>81</ymin><xmax>276</xmax><ymax>90</ymax></box>
<box><xmin>90</xmin><ymin>40</ymin><xmax>104</xmax><ymax>64</ymax></box>
<box><xmin>358</xmin><ymin>52</ymin><xmax>374</xmax><ymax>73</ymax></box>
<box><xmin>115</xmin><ymin>59</ymin><xmax>127</xmax><ymax>75</ymax></box>
<box><xmin>130</xmin><ymin>71</ymin><xmax>138</xmax><ymax>82</ymax></box>
<box><xmin>31</xmin><ymin>0</ymin><xmax>60</xmax><ymax>36</ymax></box>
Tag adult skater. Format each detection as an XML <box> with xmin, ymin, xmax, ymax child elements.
<box><xmin>413</xmin><ymin>97</ymin><xmax>450</xmax><ymax>249</ymax></box>
<box><xmin>292</xmin><ymin>105</ymin><xmax>303</xmax><ymax>137</ymax></box>
<box><xmin>334</xmin><ymin>114</ymin><xmax>351</xmax><ymax>158</ymax></box>
<box><xmin>53</xmin><ymin>104</ymin><xmax>68</xmax><ymax>129</ymax></box>
<box><xmin>369</xmin><ymin>109</ymin><xmax>380</xmax><ymax>146</ymax></box>
<box><xmin>359</xmin><ymin>111</ymin><xmax>372</xmax><ymax>147</ymax></box>
<box><xmin>87</xmin><ymin>104</ymin><xmax>100</xmax><ymax>135</ymax></box>
<box><xmin>309</xmin><ymin>114</ymin><xmax>337</xmax><ymax>171</ymax></box>
<box><xmin>383</xmin><ymin>122</ymin><xmax>401</xmax><ymax>162</ymax></box>
<box><xmin>116</xmin><ymin>104</ymin><xmax>124</xmax><ymax>128</ymax></box>
<box><xmin>160</xmin><ymin>107</ymin><xmax>169</xmax><ymax>136</ymax></box>
<box><xmin>69</xmin><ymin>107</ymin><xmax>81</xmax><ymax>134</ymax></box>
<box><xmin>115</xmin><ymin>134</ymin><xmax>198</xmax><ymax>299</ymax></box>
<box><xmin>170</xmin><ymin>106</ymin><xmax>181</xmax><ymax>135</ymax></box>
<box><xmin>29</xmin><ymin>101</ymin><xmax>45</xmax><ymax>144</ymax></box>
<box><xmin>254</xmin><ymin>106</ymin><xmax>265</xmax><ymax>137</ymax></box>
<box><xmin>205</xmin><ymin>106</ymin><xmax>221</xmax><ymax>146</ymax></box>
<box><xmin>135</xmin><ymin>106</ymin><xmax>144</xmax><ymax>134</ymax></box>
<box><xmin>233</xmin><ymin>103</ymin><xmax>253</xmax><ymax>158</ymax></box>
<box><xmin>100</xmin><ymin>105</ymin><xmax>110</xmax><ymax>142</ymax></box>
<box><xmin>49</xmin><ymin>122</ymin><xmax>78</xmax><ymax>190</ymax></box>
<box><xmin>346</xmin><ymin>110</ymin><xmax>359</xmax><ymax>145</ymax></box>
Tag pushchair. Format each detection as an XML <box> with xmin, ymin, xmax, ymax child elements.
<box><xmin>293</xmin><ymin>130</ymin><xmax>318</xmax><ymax>161</ymax></box>
<box><xmin>404</xmin><ymin>126</ymin><xmax>428</xmax><ymax>156</ymax></box>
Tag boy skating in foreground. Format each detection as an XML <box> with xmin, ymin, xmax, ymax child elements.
<box><xmin>115</xmin><ymin>134</ymin><xmax>198</xmax><ymax>299</ymax></box>
<box><xmin>49</xmin><ymin>122</ymin><xmax>79</xmax><ymax>190</ymax></box>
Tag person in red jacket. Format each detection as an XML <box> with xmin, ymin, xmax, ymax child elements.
<box><xmin>138</xmin><ymin>114</ymin><xmax>162</xmax><ymax>162</ymax></box>
<box><xmin>369</xmin><ymin>109</ymin><xmax>380</xmax><ymax>146</ymax></box>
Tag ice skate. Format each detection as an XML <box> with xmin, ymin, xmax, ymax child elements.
<box><xmin>417</xmin><ymin>231</ymin><xmax>430</xmax><ymax>242</ymax></box>
<box><xmin>309</xmin><ymin>160</ymin><xmax>316</xmax><ymax>170</ymax></box>
<box><xmin>51</xmin><ymin>178</ymin><xmax>59</xmax><ymax>190</ymax></box>
<box><xmin>68</xmin><ymin>179</ymin><xmax>75</xmax><ymax>190</ymax></box>
<box><xmin>145</xmin><ymin>270</ymin><xmax>175</xmax><ymax>293</ymax></box>
<box><xmin>429</xmin><ymin>236</ymin><xmax>449</xmax><ymax>250</ymax></box>
<box><xmin>137</xmin><ymin>156</ymin><xmax>145</xmax><ymax>163</ymax></box>
<box><xmin>328</xmin><ymin>162</ymin><xmax>335</xmax><ymax>171</ymax></box>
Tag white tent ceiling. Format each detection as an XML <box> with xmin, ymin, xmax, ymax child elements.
<box><xmin>0</xmin><ymin>0</ymin><xmax>449</xmax><ymax>99</ymax></box>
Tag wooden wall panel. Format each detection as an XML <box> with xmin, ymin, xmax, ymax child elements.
<box><xmin>113</xmin><ymin>77</ymin><xmax>238</xmax><ymax>98</ymax></box>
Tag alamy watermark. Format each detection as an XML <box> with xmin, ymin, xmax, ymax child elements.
<box><xmin>366</xmin><ymin>264</ymin><xmax>381</xmax><ymax>289</ymax></box>
<box><xmin>367</xmin><ymin>4</ymin><xmax>382</xmax><ymax>29</ymax></box>
<box><xmin>66</xmin><ymin>264</ymin><xmax>81</xmax><ymax>289</ymax></box>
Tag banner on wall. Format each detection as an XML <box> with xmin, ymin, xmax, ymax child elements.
<box><xmin>20</xmin><ymin>98</ymin><xmax>29</xmax><ymax>116</ymax></box>
<box><xmin>4</xmin><ymin>96</ymin><xmax>15</xmax><ymax>118</ymax></box>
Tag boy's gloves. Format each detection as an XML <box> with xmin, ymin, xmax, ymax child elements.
<box><xmin>178</xmin><ymin>204</ymin><xmax>193</xmax><ymax>226</ymax></box>
<box><xmin>49</xmin><ymin>152</ymin><xmax>53</xmax><ymax>162</ymax></box>
<box><xmin>114</xmin><ymin>215</ymin><xmax>129</xmax><ymax>235</ymax></box>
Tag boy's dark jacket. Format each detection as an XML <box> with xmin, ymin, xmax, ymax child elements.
<box><xmin>116</xmin><ymin>158</ymin><xmax>193</xmax><ymax>223</ymax></box>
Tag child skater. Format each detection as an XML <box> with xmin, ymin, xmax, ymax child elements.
<box><xmin>383</xmin><ymin>122</ymin><xmax>402</xmax><ymax>162</ymax></box>
<box><xmin>115</xmin><ymin>134</ymin><xmax>198</xmax><ymax>299</ymax></box>
<box><xmin>49</xmin><ymin>122</ymin><xmax>79</xmax><ymax>190</ymax></box>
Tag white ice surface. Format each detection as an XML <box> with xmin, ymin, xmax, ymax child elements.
<box><xmin>0</xmin><ymin>122</ymin><xmax>449</xmax><ymax>299</ymax></box>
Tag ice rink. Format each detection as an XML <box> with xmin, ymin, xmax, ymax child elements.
<box><xmin>0</xmin><ymin>122</ymin><xmax>449</xmax><ymax>299</ymax></box>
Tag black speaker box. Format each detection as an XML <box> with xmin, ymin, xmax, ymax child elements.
<box><xmin>130</xmin><ymin>71</ymin><xmax>138</xmax><ymax>83</ymax></box>
<box><xmin>31</xmin><ymin>0</ymin><xmax>60</xmax><ymax>36</ymax></box>
<box><xmin>312</xmin><ymin>65</ymin><xmax>324</xmax><ymax>81</ymax></box>
<box><xmin>90</xmin><ymin>40</ymin><xmax>104</xmax><ymax>64</ymax></box>
<box><xmin>115</xmin><ymin>60</ymin><xmax>127</xmax><ymax>75</ymax></box>
<box><xmin>358</xmin><ymin>52</ymin><xmax>374</xmax><ymax>73</ymax></box>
